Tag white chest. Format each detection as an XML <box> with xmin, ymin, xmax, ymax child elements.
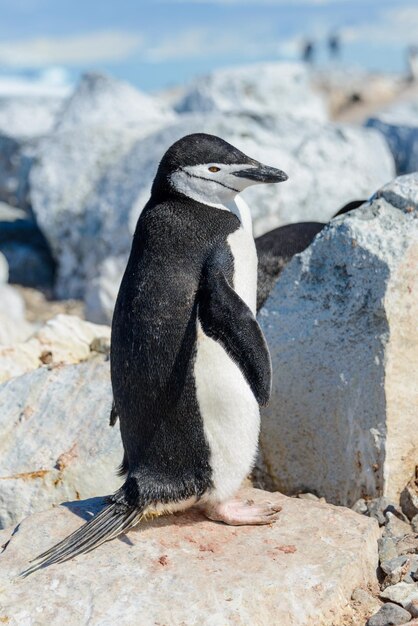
<box><xmin>194</xmin><ymin>196</ymin><xmax>260</xmax><ymax>503</ymax></box>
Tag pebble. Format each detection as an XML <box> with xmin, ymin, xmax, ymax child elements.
<box><xmin>385</xmin><ymin>512</ymin><xmax>414</xmax><ymax>540</ymax></box>
<box><xmin>381</xmin><ymin>556</ymin><xmax>418</xmax><ymax>586</ymax></box>
<box><xmin>297</xmin><ymin>492</ymin><xmax>320</xmax><ymax>501</ymax></box>
<box><xmin>368</xmin><ymin>498</ymin><xmax>406</xmax><ymax>526</ymax></box>
<box><xmin>409</xmin><ymin>600</ymin><xmax>418</xmax><ymax>618</ymax></box>
<box><xmin>400</xmin><ymin>482</ymin><xmax>418</xmax><ymax>521</ymax></box>
<box><xmin>352</xmin><ymin>498</ymin><xmax>368</xmax><ymax>515</ymax></box>
<box><xmin>379</xmin><ymin>535</ymin><xmax>399</xmax><ymax>563</ymax></box>
<box><xmin>380</xmin><ymin>582</ymin><xmax>418</xmax><ymax>608</ymax></box>
<box><xmin>367</xmin><ymin>602</ymin><xmax>412</xmax><ymax>626</ymax></box>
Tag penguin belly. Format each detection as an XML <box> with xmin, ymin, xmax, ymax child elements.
<box><xmin>194</xmin><ymin>225</ymin><xmax>259</xmax><ymax>502</ymax></box>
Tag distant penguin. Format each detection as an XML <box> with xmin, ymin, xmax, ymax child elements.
<box><xmin>255</xmin><ymin>199</ymin><xmax>366</xmax><ymax>310</ymax></box>
<box><xmin>22</xmin><ymin>133</ymin><xmax>288</xmax><ymax>575</ymax></box>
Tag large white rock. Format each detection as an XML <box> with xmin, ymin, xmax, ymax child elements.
<box><xmin>0</xmin><ymin>356</ymin><xmax>121</xmax><ymax>529</ymax></box>
<box><xmin>174</xmin><ymin>61</ymin><xmax>327</xmax><ymax>122</ymax></box>
<box><xmin>258</xmin><ymin>173</ymin><xmax>418</xmax><ymax>506</ymax></box>
<box><xmin>0</xmin><ymin>314</ymin><xmax>110</xmax><ymax>383</ymax></box>
<box><xmin>82</xmin><ymin>114</ymin><xmax>393</xmax><ymax>323</ymax></box>
<box><xmin>30</xmin><ymin>73</ymin><xmax>176</xmax><ymax>299</ymax></box>
<box><xmin>366</xmin><ymin>98</ymin><xmax>418</xmax><ymax>175</ymax></box>
<box><xmin>0</xmin><ymin>96</ymin><xmax>65</xmax><ymax>139</ymax></box>
<box><xmin>0</xmin><ymin>488</ymin><xmax>379</xmax><ymax>626</ymax></box>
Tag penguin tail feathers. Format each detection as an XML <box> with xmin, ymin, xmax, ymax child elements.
<box><xmin>19</xmin><ymin>501</ymin><xmax>143</xmax><ymax>578</ymax></box>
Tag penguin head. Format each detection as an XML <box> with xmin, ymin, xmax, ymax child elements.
<box><xmin>151</xmin><ymin>133</ymin><xmax>288</xmax><ymax>205</ymax></box>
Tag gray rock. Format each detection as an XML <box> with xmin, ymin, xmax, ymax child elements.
<box><xmin>401</xmin><ymin>481</ymin><xmax>418</xmax><ymax>521</ymax></box>
<box><xmin>0</xmin><ymin>133</ymin><xmax>32</xmax><ymax>210</ymax></box>
<box><xmin>258</xmin><ymin>174</ymin><xmax>418</xmax><ymax>506</ymax></box>
<box><xmin>30</xmin><ymin>73</ymin><xmax>176</xmax><ymax>302</ymax></box>
<box><xmin>386</xmin><ymin>512</ymin><xmax>414</xmax><ymax>540</ymax></box>
<box><xmin>379</xmin><ymin>536</ymin><xmax>399</xmax><ymax>564</ymax></box>
<box><xmin>352</xmin><ymin>498</ymin><xmax>369</xmax><ymax>515</ymax></box>
<box><xmin>80</xmin><ymin>113</ymin><xmax>393</xmax><ymax>323</ymax></box>
<box><xmin>367</xmin><ymin>603</ymin><xmax>412</xmax><ymax>626</ymax></box>
<box><xmin>0</xmin><ymin>488</ymin><xmax>380</xmax><ymax>626</ymax></box>
<box><xmin>381</xmin><ymin>582</ymin><xmax>418</xmax><ymax>608</ymax></box>
<box><xmin>366</xmin><ymin>99</ymin><xmax>418</xmax><ymax>174</ymax></box>
<box><xmin>395</xmin><ymin>534</ymin><xmax>418</xmax><ymax>558</ymax></box>
<box><xmin>0</xmin><ymin>356</ymin><xmax>122</xmax><ymax>528</ymax></box>
<box><xmin>368</xmin><ymin>498</ymin><xmax>406</xmax><ymax>526</ymax></box>
<box><xmin>381</xmin><ymin>556</ymin><xmax>412</xmax><ymax>576</ymax></box>
<box><xmin>381</xmin><ymin>555</ymin><xmax>418</xmax><ymax>586</ymax></box>
<box><xmin>412</xmin><ymin>516</ymin><xmax>418</xmax><ymax>533</ymax></box>
<box><xmin>174</xmin><ymin>61</ymin><xmax>327</xmax><ymax>122</ymax></box>
<box><xmin>409</xmin><ymin>600</ymin><xmax>418</xmax><ymax>618</ymax></box>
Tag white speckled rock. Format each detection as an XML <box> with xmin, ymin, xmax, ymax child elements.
<box><xmin>30</xmin><ymin>72</ymin><xmax>176</xmax><ymax>300</ymax></box>
<box><xmin>0</xmin><ymin>314</ymin><xmax>110</xmax><ymax>383</ymax></box>
<box><xmin>0</xmin><ymin>488</ymin><xmax>379</xmax><ymax>626</ymax></box>
<box><xmin>80</xmin><ymin>113</ymin><xmax>393</xmax><ymax>323</ymax></box>
<box><xmin>174</xmin><ymin>61</ymin><xmax>327</xmax><ymax>121</ymax></box>
<box><xmin>258</xmin><ymin>173</ymin><xmax>418</xmax><ymax>506</ymax></box>
<box><xmin>0</xmin><ymin>356</ymin><xmax>121</xmax><ymax>529</ymax></box>
<box><xmin>366</xmin><ymin>98</ymin><xmax>418</xmax><ymax>174</ymax></box>
<box><xmin>0</xmin><ymin>95</ymin><xmax>66</xmax><ymax>140</ymax></box>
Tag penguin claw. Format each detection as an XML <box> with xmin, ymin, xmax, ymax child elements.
<box><xmin>202</xmin><ymin>499</ymin><xmax>282</xmax><ymax>526</ymax></box>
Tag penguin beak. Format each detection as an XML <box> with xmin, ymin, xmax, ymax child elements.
<box><xmin>232</xmin><ymin>164</ymin><xmax>288</xmax><ymax>184</ymax></box>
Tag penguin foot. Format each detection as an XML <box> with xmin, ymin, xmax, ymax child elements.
<box><xmin>202</xmin><ymin>498</ymin><xmax>281</xmax><ymax>526</ymax></box>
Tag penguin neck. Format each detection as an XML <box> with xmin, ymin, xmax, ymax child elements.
<box><xmin>151</xmin><ymin>175</ymin><xmax>251</xmax><ymax>230</ymax></box>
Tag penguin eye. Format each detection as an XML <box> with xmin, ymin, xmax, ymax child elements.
<box><xmin>208</xmin><ymin>166</ymin><xmax>220</xmax><ymax>173</ymax></box>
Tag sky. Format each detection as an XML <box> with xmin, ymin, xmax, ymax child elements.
<box><xmin>0</xmin><ymin>0</ymin><xmax>417</xmax><ymax>92</ymax></box>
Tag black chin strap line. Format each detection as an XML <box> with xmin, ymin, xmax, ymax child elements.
<box><xmin>180</xmin><ymin>168</ymin><xmax>240</xmax><ymax>193</ymax></box>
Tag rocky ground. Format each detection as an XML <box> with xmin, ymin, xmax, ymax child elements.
<box><xmin>0</xmin><ymin>62</ymin><xmax>417</xmax><ymax>624</ymax></box>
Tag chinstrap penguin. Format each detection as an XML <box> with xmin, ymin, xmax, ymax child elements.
<box><xmin>22</xmin><ymin>133</ymin><xmax>288</xmax><ymax>576</ymax></box>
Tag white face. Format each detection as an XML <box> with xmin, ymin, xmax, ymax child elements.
<box><xmin>170</xmin><ymin>162</ymin><xmax>260</xmax><ymax>208</ymax></box>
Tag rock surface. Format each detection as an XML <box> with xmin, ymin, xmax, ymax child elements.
<box><xmin>0</xmin><ymin>314</ymin><xmax>110</xmax><ymax>383</ymax></box>
<box><xmin>258</xmin><ymin>173</ymin><xmax>418</xmax><ymax>506</ymax></box>
<box><xmin>0</xmin><ymin>356</ymin><xmax>121</xmax><ymax>529</ymax></box>
<box><xmin>0</xmin><ymin>488</ymin><xmax>379</xmax><ymax>626</ymax></box>
<box><xmin>366</xmin><ymin>99</ymin><xmax>418</xmax><ymax>174</ymax></box>
<box><xmin>174</xmin><ymin>61</ymin><xmax>327</xmax><ymax>121</ymax></box>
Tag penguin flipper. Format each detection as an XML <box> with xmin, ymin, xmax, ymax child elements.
<box><xmin>198</xmin><ymin>252</ymin><xmax>272</xmax><ymax>406</ymax></box>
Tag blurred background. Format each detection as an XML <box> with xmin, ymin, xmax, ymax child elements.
<box><xmin>0</xmin><ymin>0</ymin><xmax>417</xmax><ymax>91</ymax></box>
<box><xmin>0</xmin><ymin>0</ymin><xmax>417</xmax><ymax>332</ymax></box>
